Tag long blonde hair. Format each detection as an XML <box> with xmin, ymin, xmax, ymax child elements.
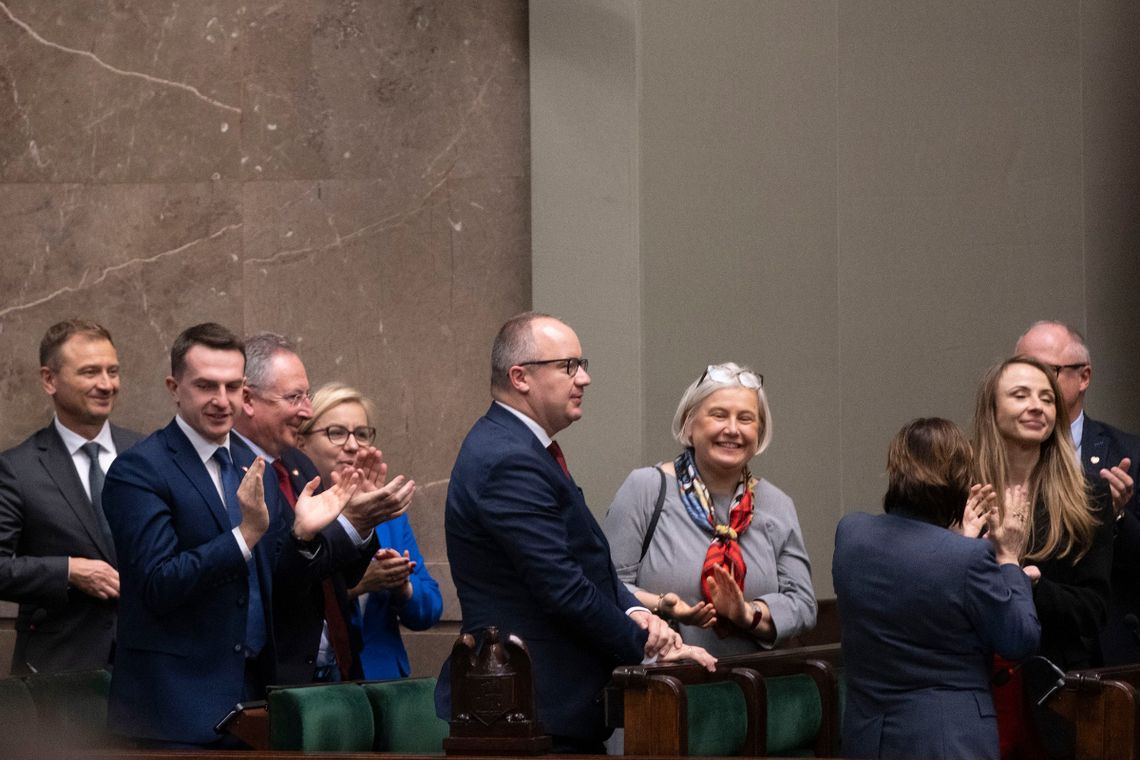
<box><xmin>972</xmin><ymin>356</ymin><xmax>1096</xmax><ymax>562</ymax></box>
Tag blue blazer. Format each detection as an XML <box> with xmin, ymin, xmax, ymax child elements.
<box><xmin>1084</xmin><ymin>415</ymin><xmax>1140</xmax><ymax>664</ymax></box>
<box><xmin>833</xmin><ymin>511</ymin><xmax>1039</xmax><ymax>760</ymax></box>
<box><xmin>103</xmin><ymin>420</ymin><xmax>316</xmax><ymax>744</ymax></box>
<box><xmin>354</xmin><ymin>513</ymin><xmax>442</xmax><ymax>680</ymax></box>
<box><xmin>436</xmin><ymin>403</ymin><xmax>647</xmax><ymax>740</ymax></box>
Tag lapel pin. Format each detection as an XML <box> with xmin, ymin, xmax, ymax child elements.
<box><xmin>1090</xmin><ymin>456</ymin><xmax>1101</xmax><ymax>465</ymax></box>
<box><xmin>291</xmin><ymin>468</ymin><xmax>300</xmax><ymax>477</ymax></box>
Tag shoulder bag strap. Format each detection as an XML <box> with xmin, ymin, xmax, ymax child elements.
<box><xmin>639</xmin><ymin>466</ymin><xmax>668</xmax><ymax>561</ymax></box>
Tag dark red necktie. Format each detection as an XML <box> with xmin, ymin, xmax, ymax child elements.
<box><xmin>547</xmin><ymin>441</ymin><xmax>570</xmax><ymax>477</ymax></box>
<box><xmin>272</xmin><ymin>459</ymin><xmax>353</xmax><ymax>681</ymax></box>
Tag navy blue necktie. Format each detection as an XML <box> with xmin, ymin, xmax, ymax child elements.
<box><xmin>80</xmin><ymin>442</ymin><xmax>116</xmax><ymax>560</ymax></box>
<box><xmin>212</xmin><ymin>446</ymin><xmax>266</xmax><ymax>656</ymax></box>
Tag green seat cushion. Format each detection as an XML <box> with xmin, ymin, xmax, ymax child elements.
<box><xmin>0</xmin><ymin>677</ymin><xmax>38</xmax><ymax>753</ymax></box>
<box><xmin>22</xmin><ymin>669</ymin><xmax>111</xmax><ymax>747</ymax></box>
<box><xmin>687</xmin><ymin>680</ymin><xmax>747</xmax><ymax>756</ymax></box>
<box><xmin>362</xmin><ymin>677</ymin><xmax>448</xmax><ymax>753</ymax></box>
<box><xmin>268</xmin><ymin>683</ymin><xmax>374</xmax><ymax>752</ymax></box>
<box><xmin>765</xmin><ymin>673</ymin><xmax>822</xmax><ymax>756</ymax></box>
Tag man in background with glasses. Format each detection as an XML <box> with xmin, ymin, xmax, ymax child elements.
<box><xmin>1015</xmin><ymin>320</ymin><xmax>1140</xmax><ymax>664</ymax></box>
<box><xmin>232</xmin><ymin>332</ymin><xmax>415</xmax><ymax>683</ymax></box>
<box><xmin>437</xmin><ymin>312</ymin><xmax>714</xmax><ymax>753</ymax></box>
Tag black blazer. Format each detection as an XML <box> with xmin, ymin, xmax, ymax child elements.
<box><xmin>1030</xmin><ymin>482</ymin><xmax>1114</xmax><ymax>670</ymax></box>
<box><xmin>271</xmin><ymin>447</ymin><xmax>373</xmax><ymax>684</ymax></box>
<box><xmin>1083</xmin><ymin>415</ymin><xmax>1140</xmax><ymax>664</ymax></box>
<box><xmin>0</xmin><ymin>423</ymin><xmax>141</xmax><ymax>674</ymax></box>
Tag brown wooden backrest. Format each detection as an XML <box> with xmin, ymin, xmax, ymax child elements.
<box><xmin>1051</xmin><ymin>669</ymin><xmax>1140</xmax><ymax>760</ymax></box>
<box><xmin>611</xmin><ymin>663</ymin><xmax>764</xmax><ymax>756</ymax></box>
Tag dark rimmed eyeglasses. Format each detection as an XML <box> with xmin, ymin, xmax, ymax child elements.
<box><xmin>307</xmin><ymin>425</ymin><xmax>377</xmax><ymax>446</ymax></box>
<box><xmin>518</xmin><ymin>357</ymin><xmax>589</xmax><ymax>376</ymax></box>
<box><xmin>698</xmin><ymin>364</ymin><xmax>763</xmax><ymax>389</ymax></box>
<box><xmin>1047</xmin><ymin>363</ymin><xmax>1088</xmax><ymax>376</ymax></box>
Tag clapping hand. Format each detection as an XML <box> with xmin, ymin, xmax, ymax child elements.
<box><xmin>237</xmin><ymin>458</ymin><xmax>271</xmax><ymax>547</ymax></box>
<box><xmin>292</xmin><ymin>469</ymin><xmax>361</xmax><ymax>541</ymax></box>
<box><xmin>658</xmin><ymin>592</ymin><xmax>717</xmax><ymax>629</ymax></box>
<box><xmin>349</xmin><ymin>548</ymin><xmax>415</xmax><ymax>601</ymax></box>
<box><xmin>338</xmin><ymin>446</ymin><xmax>416</xmax><ymax>532</ymax></box>
<box><xmin>986</xmin><ymin>484</ymin><xmax>1031</xmax><ymax>566</ymax></box>
<box><xmin>955</xmin><ymin>484</ymin><xmax>997</xmax><ymax>538</ymax></box>
<box><xmin>706</xmin><ymin>564</ymin><xmax>774</xmax><ymax>640</ymax></box>
<box><xmin>1101</xmin><ymin>457</ymin><xmax>1134</xmax><ymax>517</ymax></box>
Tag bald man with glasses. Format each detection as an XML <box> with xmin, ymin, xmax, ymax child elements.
<box><xmin>1016</xmin><ymin>320</ymin><xmax>1140</xmax><ymax>664</ymax></box>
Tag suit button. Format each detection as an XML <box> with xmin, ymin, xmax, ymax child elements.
<box><xmin>233</xmin><ymin>644</ymin><xmax>242</xmax><ymax>653</ymax></box>
<box><xmin>237</xmin><ymin>596</ymin><xmax>246</xmax><ymax>606</ymax></box>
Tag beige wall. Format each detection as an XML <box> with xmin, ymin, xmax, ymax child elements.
<box><xmin>532</xmin><ymin>0</ymin><xmax>1140</xmax><ymax>598</ymax></box>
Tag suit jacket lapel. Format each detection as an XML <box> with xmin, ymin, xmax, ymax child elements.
<box><xmin>35</xmin><ymin>426</ymin><xmax>115</xmax><ymax>561</ymax></box>
<box><xmin>488</xmin><ymin>404</ymin><xmax>611</xmax><ymax>546</ymax></box>
<box><xmin>1083</xmin><ymin>418</ymin><xmax>1109</xmax><ymax>477</ymax></box>
<box><xmin>161</xmin><ymin>421</ymin><xmax>231</xmax><ymax>533</ymax></box>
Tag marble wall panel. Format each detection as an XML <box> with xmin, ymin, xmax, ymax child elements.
<box><xmin>240</xmin><ymin>0</ymin><xmax>528</xmax><ymax>183</ymax></box>
<box><xmin>0</xmin><ymin>1</ymin><xmax>242</xmax><ymax>183</ymax></box>
<box><xmin>0</xmin><ymin>0</ymin><xmax>529</xmax><ymax>671</ymax></box>
<box><xmin>0</xmin><ymin>181</ymin><xmax>244</xmax><ymax>440</ymax></box>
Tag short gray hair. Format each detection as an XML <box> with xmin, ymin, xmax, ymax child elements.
<box><xmin>490</xmin><ymin>311</ymin><xmax>555</xmax><ymax>390</ymax></box>
<box><xmin>671</xmin><ymin>362</ymin><xmax>772</xmax><ymax>456</ymax></box>
<box><xmin>1018</xmin><ymin>320</ymin><xmax>1091</xmax><ymax>364</ymax></box>
<box><xmin>244</xmin><ymin>332</ymin><xmax>297</xmax><ymax>389</ymax></box>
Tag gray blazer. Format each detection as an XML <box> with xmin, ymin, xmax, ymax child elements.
<box><xmin>604</xmin><ymin>466</ymin><xmax>816</xmax><ymax>655</ymax></box>
<box><xmin>0</xmin><ymin>423</ymin><xmax>142</xmax><ymax>674</ymax></box>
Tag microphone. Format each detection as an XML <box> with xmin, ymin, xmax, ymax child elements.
<box><xmin>991</xmin><ymin>655</ymin><xmax>1067</xmax><ymax>707</ymax></box>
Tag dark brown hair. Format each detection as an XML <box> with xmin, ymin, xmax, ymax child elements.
<box><xmin>170</xmin><ymin>323</ymin><xmax>244</xmax><ymax>379</ymax></box>
<box><xmin>39</xmin><ymin>319</ymin><xmax>114</xmax><ymax>371</ymax></box>
<box><xmin>883</xmin><ymin>417</ymin><xmax>973</xmax><ymax>528</ymax></box>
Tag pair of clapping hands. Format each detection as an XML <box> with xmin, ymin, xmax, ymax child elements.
<box><xmin>956</xmin><ymin>484</ymin><xmax>1039</xmax><ymax>582</ymax></box>
<box><xmin>235</xmin><ymin>447</ymin><xmax>416</xmax><ymax>549</ymax></box>
<box><xmin>652</xmin><ymin>567</ymin><xmax>774</xmax><ymax>640</ymax></box>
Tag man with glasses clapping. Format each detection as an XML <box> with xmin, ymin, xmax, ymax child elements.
<box><xmin>233</xmin><ymin>333</ymin><xmax>416</xmax><ymax>683</ymax></box>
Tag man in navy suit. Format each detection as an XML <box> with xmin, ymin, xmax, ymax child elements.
<box><xmin>0</xmin><ymin>319</ymin><xmax>141</xmax><ymax>674</ymax></box>
<box><xmin>1016</xmin><ymin>320</ymin><xmax>1140</xmax><ymax>663</ymax></box>
<box><xmin>103</xmin><ymin>323</ymin><xmax>358</xmax><ymax>747</ymax></box>
<box><xmin>232</xmin><ymin>332</ymin><xmax>415</xmax><ymax>684</ymax></box>
<box><xmin>438</xmin><ymin>312</ymin><xmax>713</xmax><ymax>753</ymax></box>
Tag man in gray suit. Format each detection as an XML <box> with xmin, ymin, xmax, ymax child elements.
<box><xmin>0</xmin><ymin>319</ymin><xmax>142</xmax><ymax>674</ymax></box>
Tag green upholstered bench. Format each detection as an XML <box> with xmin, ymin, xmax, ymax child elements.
<box><xmin>361</xmin><ymin>676</ymin><xmax>448</xmax><ymax>752</ymax></box>
<box><xmin>267</xmin><ymin>676</ymin><xmax>446</xmax><ymax>753</ymax></box>
<box><xmin>22</xmin><ymin>668</ymin><xmax>113</xmax><ymax>746</ymax></box>
<box><xmin>0</xmin><ymin>675</ymin><xmax>38</xmax><ymax>754</ymax></box>
<box><xmin>612</xmin><ymin>664</ymin><xmax>763</xmax><ymax>756</ymax></box>
<box><xmin>0</xmin><ymin>668</ymin><xmax>116</xmax><ymax>754</ymax></box>
<box><xmin>762</xmin><ymin>673</ymin><xmax>824</xmax><ymax>757</ymax></box>
<box><xmin>723</xmin><ymin>645</ymin><xmax>844</xmax><ymax>757</ymax></box>
<box><xmin>268</xmin><ymin>681</ymin><xmax>376</xmax><ymax>751</ymax></box>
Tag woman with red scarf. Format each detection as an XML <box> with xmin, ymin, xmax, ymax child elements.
<box><xmin>602</xmin><ymin>363</ymin><xmax>816</xmax><ymax>655</ymax></box>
